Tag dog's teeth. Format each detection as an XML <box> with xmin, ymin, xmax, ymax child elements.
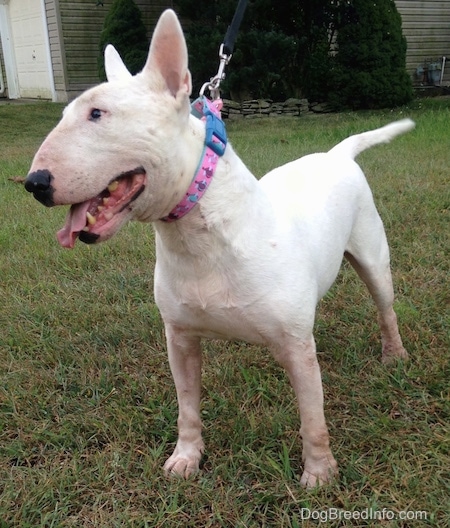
<box><xmin>86</xmin><ymin>212</ymin><xmax>96</xmax><ymax>225</ymax></box>
<box><xmin>82</xmin><ymin>226</ymin><xmax>90</xmax><ymax>232</ymax></box>
<box><xmin>108</xmin><ymin>180</ymin><xmax>119</xmax><ymax>192</ymax></box>
<box><xmin>103</xmin><ymin>197</ymin><xmax>110</xmax><ymax>206</ymax></box>
<box><xmin>104</xmin><ymin>211</ymin><xmax>114</xmax><ymax>221</ymax></box>
<box><xmin>98</xmin><ymin>206</ymin><xmax>105</xmax><ymax>212</ymax></box>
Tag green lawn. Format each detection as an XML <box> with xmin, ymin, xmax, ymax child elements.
<box><xmin>0</xmin><ymin>99</ymin><xmax>448</xmax><ymax>527</ymax></box>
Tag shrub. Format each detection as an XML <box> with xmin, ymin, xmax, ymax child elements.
<box><xmin>98</xmin><ymin>0</ymin><xmax>148</xmax><ymax>81</ymax></box>
<box><xmin>225</xmin><ymin>30</ymin><xmax>298</xmax><ymax>101</ymax></box>
<box><xmin>177</xmin><ymin>0</ymin><xmax>303</xmax><ymax>101</ymax></box>
<box><xmin>324</xmin><ymin>0</ymin><xmax>413</xmax><ymax>110</ymax></box>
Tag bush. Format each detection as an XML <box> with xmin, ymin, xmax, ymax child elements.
<box><xmin>98</xmin><ymin>0</ymin><xmax>148</xmax><ymax>81</ymax></box>
<box><xmin>324</xmin><ymin>0</ymin><xmax>413</xmax><ymax>110</ymax></box>
<box><xmin>225</xmin><ymin>30</ymin><xmax>298</xmax><ymax>101</ymax></box>
<box><xmin>177</xmin><ymin>0</ymin><xmax>303</xmax><ymax>101</ymax></box>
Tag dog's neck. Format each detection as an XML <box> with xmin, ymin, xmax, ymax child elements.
<box><xmin>153</xmin><ymin>116</ymin><xmax>271</xmax><ymax>261</ymax></box>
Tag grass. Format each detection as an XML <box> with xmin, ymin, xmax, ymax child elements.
<box><xmin>0</xmin><ymin>98</ymin><xmax>448</xmax><ymax>527</ymax></box>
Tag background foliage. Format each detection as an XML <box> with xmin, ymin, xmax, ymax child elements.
<box><xmin>98</xmin><ymin>0</ymin><xmax>148</xmax><ymax>81</ymax></box>
<box><xmin>325</xmin><ymin>0</ymin><xmax>413</xmax><ymax>109</ymax></box>
<box><xmin>176</xmin><ymin>0</ymin><xmax>412</xmax><ymax>110</ymax></box>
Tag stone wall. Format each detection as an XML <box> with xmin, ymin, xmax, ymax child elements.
<box><xmin>221</xmin><ymin>98</ymin><xmax>332</xmax><ymax>119</ymax></box>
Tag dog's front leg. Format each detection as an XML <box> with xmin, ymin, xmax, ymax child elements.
<box><xmin>271</xmin><ymin>335</ymin><xmax>338</xmax><ymax>488</ymax></box>
<box><xmin>163</xmin><ymin>324</ymin><xmax>204</xmax><ymax>478</ymax></box>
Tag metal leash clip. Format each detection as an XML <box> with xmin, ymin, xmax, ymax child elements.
<box><xmin>200</xmin><ymin>44</ymin><xmax>232</xmax><ymax>100</ymax></box>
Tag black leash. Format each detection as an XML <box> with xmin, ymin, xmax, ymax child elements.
<box><xmin>200</xmin><ymin>0</ymin><xmax>249</xmax><ymax>99</ymax></box>
<box><xmin>223</xmin><ymin>0</ymin><xmax>249</xmax><ymax>56</ymax></box>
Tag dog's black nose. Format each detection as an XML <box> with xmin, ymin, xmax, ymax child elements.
<box><xmin>78</xmin><ymin>231</ymin><xmax>100</xmax><ymax>244</ymax></box>
<box><xmin>24</xmin><ymin>170</ymin><xmax>55</xmax><ymax>207</ymax></box>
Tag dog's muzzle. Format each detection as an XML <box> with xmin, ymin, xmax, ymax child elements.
<box><xmin>24</xmin><ymin>170</ymin><xmax>55</xmax><ymax>207</ymax></box>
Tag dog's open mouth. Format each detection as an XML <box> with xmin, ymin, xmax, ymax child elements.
<box><xmin>57</xmin><ymin>167</ymin><xmax>146</xmax><ymax>248</ymax></box>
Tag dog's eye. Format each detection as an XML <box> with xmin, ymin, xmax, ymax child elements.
<box><xmin>89</xmin><ymin>108</ymin><xmax>102</xmax><ymax>121</ymax></box>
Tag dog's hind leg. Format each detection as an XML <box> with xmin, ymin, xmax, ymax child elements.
<box><xmin>163</xmin><ymin>324</ymin><xmax>205</xmax><ymax>477</ymax></box>
<box><xmin>345</xmin><ymin>208</ymin><xmax>408</xmax><ymax>364</ymax></box>
<box><xmin>270</xmin><ymin>335</ymin><xmax>339</xmax><ymax>487</ymax></box>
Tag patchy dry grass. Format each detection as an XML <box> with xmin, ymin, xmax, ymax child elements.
<box><xmin>0</xmin><ymin>99</ymin><xmax>448</xmax><ymax>527</ymax></box>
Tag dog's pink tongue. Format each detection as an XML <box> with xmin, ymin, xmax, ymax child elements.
<box><xmin>57</xmin><ymin>202</ymin><xmax>90</xmax><ymax>248</ymax></box>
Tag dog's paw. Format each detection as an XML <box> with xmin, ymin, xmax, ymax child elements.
<box><xmin>382</xmin><ymin>344</ymin><xmax>409</xmax><ymax>365</ymax></box>
<box><xmin>163</xmin><ymin>445</ymin><xmax>203</xmax><ymax>479</ymax></box>
<box><xmin>300</xmin><ymin>456</ymin><xmax>339</xmax><ymax>488</ymax></box>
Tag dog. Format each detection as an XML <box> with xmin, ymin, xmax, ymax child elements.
<box><xmin>24</xmin><ymin>9</ymin><xmax>413</xmax><ymax>487</ymax></box>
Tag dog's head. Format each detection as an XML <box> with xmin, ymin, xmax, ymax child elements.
<box><xmin>25</xmin><ymin>10</ymin><xmax>194</xmax><ymax>248</ymax></box>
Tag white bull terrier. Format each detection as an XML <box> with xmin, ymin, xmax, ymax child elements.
<box><xmin>25</xmin><ymin>9</ymin><xmax>412</xmax><ymax>487</ymax></box>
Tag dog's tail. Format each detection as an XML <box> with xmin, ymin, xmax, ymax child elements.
<box><xmin>328</xmin><ymin>118</ymin><xmax>415</xmax><ymax>160</ymax></box>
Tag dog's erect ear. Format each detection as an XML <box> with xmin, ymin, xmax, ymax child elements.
<box><xmin>143</xmin><ymin>9</ymin><xmax>192</xmax><ymax>98</ymax></box>
<box><xmin>104</xmin><ymin>45</ymin><xmax>132</xmax><ymax>82</ymax></box>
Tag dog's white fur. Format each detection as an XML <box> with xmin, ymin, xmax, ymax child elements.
<box><xmin>27</xmin><ymin>10</ymin><xmax>412</xmax><ymax>487</ymax></box>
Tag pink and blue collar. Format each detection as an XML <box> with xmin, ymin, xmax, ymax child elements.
<box><xmin>160</xmin><ymin>97</ymin><xmax>227</xmax><ymax>222</ymax></box>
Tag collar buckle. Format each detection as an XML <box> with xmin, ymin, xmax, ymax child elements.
<box><xmin>204</xmin><ymin>106</ymin><xmax>227</xmax><ymax>157</ymax></box>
